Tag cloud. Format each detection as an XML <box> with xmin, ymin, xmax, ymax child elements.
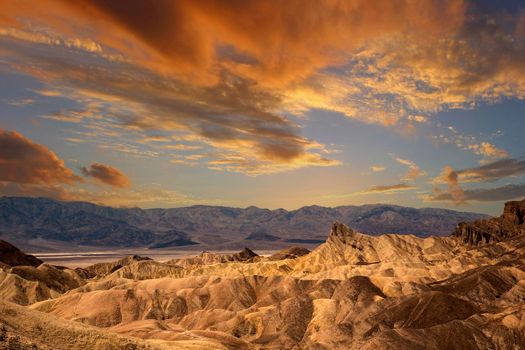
<box><xmin>62</xmin><ymin>186</ymin><xmax>214</xmax><ymax>208</ymax></box>
<box><xmin>431</xmin><ymin>158</ymin><xmax>525</xmax><ymax>204</ymax></box>
<box><xmin>362</xmin><ymin>183</ymin><xmax>416</xmax><ymax>194</ymax></box>
<box><xmin>408</xmin><ymin>115</ymin><xmax>428</xmax><ymax>123</ymax></box>
<box><xmin>395</xmin><ymin>157</ymin><xmax>427</xmax><ymax>181</ymax></box>
<box><xmin>321</xmin><ymin>182</ymin><xmax>417</xmax><ymax>200</ymax></box>
<box><xmin>46</xmin><ymin>0</ymin><xmax>463</xmax><ymax>86</ymax></box>
<box><xmin>0</xmin><ymin>182</ymin><xmax>210</xmax><ymax>208</ymax></box>
<box><xmin>371</xmin><ymin>165</ymin><xmax>385</xmax><ymax>172</ymax></box>
<box><xmin>160</xmin><ymin>144</ymin><xmax>203</xmax><ymax>151</ymax></box>
<box><xmin>0</xmin><ymin>27</ymin><xmax>102</xmax><ymax>53</ymax></box>
<box><xmin>0</xmin><ymin>38</ymin><xmax>339</xmax><ymax>174</ymax></box>
<box><xmin>428</xmin><ymin>183</ymin><xmax>525</xmax><ymax>202</ymax></box>
<box><xmin>81</xmin><ymin>163</ymin><xmax>131</xmax><ymax>188</ymax></box>
<box><xmin>0</xmin><ymin>129</ymin><xmax>80</xmax><ymax>185</ymax></box>
<box><xmin>434</xmin><ymin>166</ymin><xmax>465</xmax><ymax>204</ymax></box>
<box><xmin>281</xmin><ymin>6</ymin><xmax>525</xmax><ymax>131</ymax></box>
<box><xmin>0</xmin><ymin>130</ymin><xmax>141</xmax><ymax>207</ymax></box>
<box><xmin>5</xmin><ymin>98</ymin><xmax>34</xmax><ymax>107</ymax></box>
<box><xmin>1</xmin><ymin>0</ymin><xmax>525</xmax><ymax>177</ymax></box>
<box><xmin>467</xmin><ymin>142</ymin><xmax>508</xmax><ymax>160</ymax></box>
<box><xmin>458</xmin><ymin>157</ymin><xmax>525</xmax><ymax>183</ymax></box>
<box><xmin>0</xmin><ymin>182</ymin><xmax>72</xmax><ymax>201</ymax></box>
<box><xmin>3</xmin><ymin>1</ymin><xmax>524</xmax><ymax>120</ymax></box>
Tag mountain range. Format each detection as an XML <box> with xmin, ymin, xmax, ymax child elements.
<box><xmin>0</xmin><ymin>196</ymin><xmax>487</xmax><ymax>251</ymax></box>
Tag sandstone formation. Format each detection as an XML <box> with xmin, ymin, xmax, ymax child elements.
<box><xmin>169</xmin><ymin>248</ymin><xmax>259</xmax><ymax>268</ymax></box>
<box><xmin>83</xmin><ymin>255</ymin><xmax>153</xmax><ymax>278</ymax></box>
<box><xmin>0</xmin><ymin>240</ymin><xmax>42</xmax><ymax>267</ymax></box>
<box><xmin>453</xmin><ymin>199</ymin><xmax>525</xmax><ymax>245</ymax></box>
<box><xmin>267</xmin><ymin>246</ymin><xmax>310</xmax><ymax>261</ymax></box>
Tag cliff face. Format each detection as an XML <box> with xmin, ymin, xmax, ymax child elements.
<box><xmin>453</xmin><ymin>199</ymin><xmax>525</xmax><ymax>245</ymax></box>
<box><xmin>503</xmin><ymin>200</ymin><xmax>525</xmax><ymax>225</ymax></box>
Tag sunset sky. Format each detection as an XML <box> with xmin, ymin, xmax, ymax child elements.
<box><xmin>1</xmin><ymin>0</ymin><xmax>524</xmax><ymax>214</ymax></box>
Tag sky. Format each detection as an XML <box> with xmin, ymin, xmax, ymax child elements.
<box><xmin>0</xmin><ymin>0</ymin><xmax>524</xmax><ymax>215</ymax></box>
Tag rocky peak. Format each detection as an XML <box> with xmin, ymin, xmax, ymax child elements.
<box><xmin>503</xmin><ymin>200</ymin><xmax>525</xmax><ymax>225</ymax></box>
<box><xmin>0</xmin><ymin>240</ymin><xmax>42</xmax><ymax>267</ymax></box>
<box><xmin>232</xmin><ymin>248</ymin><xmax>258</xmax><ymax>262</ymax></box>
<box><xmin>328</xmin><ymin>222</ymin><xmax>355</xmax><ymax>244</ymax></box>
<box><xmin>453</xmin><ymin>199</ymin><xmax>525</xmax><ymax>246</ymax></box>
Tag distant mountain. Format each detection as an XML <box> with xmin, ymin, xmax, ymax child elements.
<box><xmin>0</xmin><ymin>196</ymin><xmax>488</xmax><ymax>251</ymax></box>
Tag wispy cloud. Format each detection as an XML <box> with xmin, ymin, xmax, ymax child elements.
<box><xmin>395</xmin><ymin>157</ymin><xmax>427</xmax><ymax>181</ymax></box>
<box><xmin>371</xmin><ymin>165</ymin><xmax>385</xmax><ymax>172</ymax></box>
<box><xmin>467</xmin><ymin>142</ymin><xmax>508</xmax><ymax>161</ymax></box>
<box><xmin>323</xmin><ymin>182</ymin><xmax>416</xmax><ymax>200</ymax></box>
<box><xmin>458</xmin><ymin>157</ymin><xmax>525</xmax><ymax>183</ymax></box>
<box><xmin>427</xmin><ymin>183</ymin><xmax>525</xmax><ymax>202</ymax></box>
<box><xmin>5</xmin><ymin>98</ymin><xmax>35</xmax><ymax>107</ymax></box>
<box><xmin>362</xmin><ymin>183</ymin><xmax>417</xmax><ymax>194</ymax></box>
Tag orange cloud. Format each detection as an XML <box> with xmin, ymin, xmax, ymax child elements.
<box><xmin>81</xmin><ymin>163</ymin><xmax>131</xmax><ymax>188</ymax></box>
<box><xmin>2</xmin><ymin>0</ymin><xmax>524</xmax><ymax>176</ymax></box>
<box><xmin>0</xmin><ymin>44</ymin><xmax>338</xmax><ymax>174</ymax></box>
<box><xmin>371</xmin><ymin>165</ymin><xmax>385</xmax><ymax>172</ymax></box>
<box><xmin>362</xmin><ymin>183</ymin><xmax>416</xmax><ymax>194</ymax></box>
<box><xmin>467</xmin><ymin>142</ymin><xmax>508</xmax><ymax>160</ymax></box>
<box><xmin>395</xmin><ymin>157</ymin><xmax>427</xmax><ymax>181</ymax></box>
<box><xmin>436</xmin><ymin>166</ymin><xmax>465</xmax><ymax>204</ymax></box>
<box><xmin>0</xmin><ymin>0</ymin><xmax>465</xmax><ymax>86</ymax></box>
<box><xmin>0</xmin><ymin>182</ymin><xmax>210</xmax><ymax>208</ymax></box>
<box><xmin>0</xmin><ymin>129</ymin><xmax>80</xmax><ymax>185</ymax></box>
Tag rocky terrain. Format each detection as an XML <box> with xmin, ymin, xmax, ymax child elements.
<box><xmin>454</xmin><ymin>198</ymin><xmax>525</xmax><ymax>245</ymax></box>
<box><xmin>0</xmin><ymin>199</ymin><xmax>524</xmax><ymax>349</ymax></box>
<box><xmin>0</xmin><ymin>240</ymin><xmax>42</xmax><ymax>267</ymax></box>
<box><xmin>0</xmin><ymin>196</ymin><xmax>486</xmax><ymax>251</ymax></box>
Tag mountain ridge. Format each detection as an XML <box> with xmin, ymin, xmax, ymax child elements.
<box><xmin>0</xmin><ymin>196</ymin><xmax>488</xmax><ymax>252</ymax></box>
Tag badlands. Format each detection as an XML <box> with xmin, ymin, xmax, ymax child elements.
<box><xmin>1</xmin><ymin>200</ymin><xmax>525</xmax><ymax>349</ymax></box>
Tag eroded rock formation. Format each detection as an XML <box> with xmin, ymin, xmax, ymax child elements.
<box><xmin>453</xmin><ymin>199</ymin><xmax>525</xmax><ymax>245</ymax></box>
<box><xmin>0</xmin><ymin>240</ymin><xmax>42</xmax><ymax>267</ymax></box>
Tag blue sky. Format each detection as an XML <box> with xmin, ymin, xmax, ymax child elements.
<box><xmin>0</xmin><ymin>1</ymin><xmax>524</xmax><ymax>215</ymax></box>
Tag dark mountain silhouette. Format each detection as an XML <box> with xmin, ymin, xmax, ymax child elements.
<box><xmin>0</xmin><ymin>196</ymin><xmax>487</xmax><ymax>251</ymax></box>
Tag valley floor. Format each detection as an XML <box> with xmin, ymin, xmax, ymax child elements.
<box><xmin>33</xmin><ymin>249</ymin><xmax>281</xmax><ymax>268</ymax></box>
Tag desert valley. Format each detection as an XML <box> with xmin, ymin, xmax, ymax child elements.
<box><xmin>0</xmin><ymin>199</ymin><xmax>524</xmax><ymax>349</ymax></box>
<box><xmin>1</xmin><ymin>1</ymin><xmax>525</xmax><ymax>349</ymax></box>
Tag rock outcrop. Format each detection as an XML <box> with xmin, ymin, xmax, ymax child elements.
<box><xmin>83</xmin><ymin>255</ymin><xmax>152</xmax><ymax>278</ymax></box>
<box><xmin>268</xmin><ymin>246</ymin><xmax>310</xmax><ymax>260</ymax></box>
<box><xmin>169</xmin><ymin>248</ymin><xmax>259</xmax><ymax>268</ymax></box>
<box><xmin>453</xmin><ymin>199</ymin><xmax>525</xmax><ymax>245</ymax></box>
<box><xmin>0</xmin><ymin>240</ymin><xmax>42</xmax><ymax>267</ymax></box>
<box><xmin>328</xmin><ymin>221</ymin><xmax>356</xmax><ymax>244</ymax></box>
